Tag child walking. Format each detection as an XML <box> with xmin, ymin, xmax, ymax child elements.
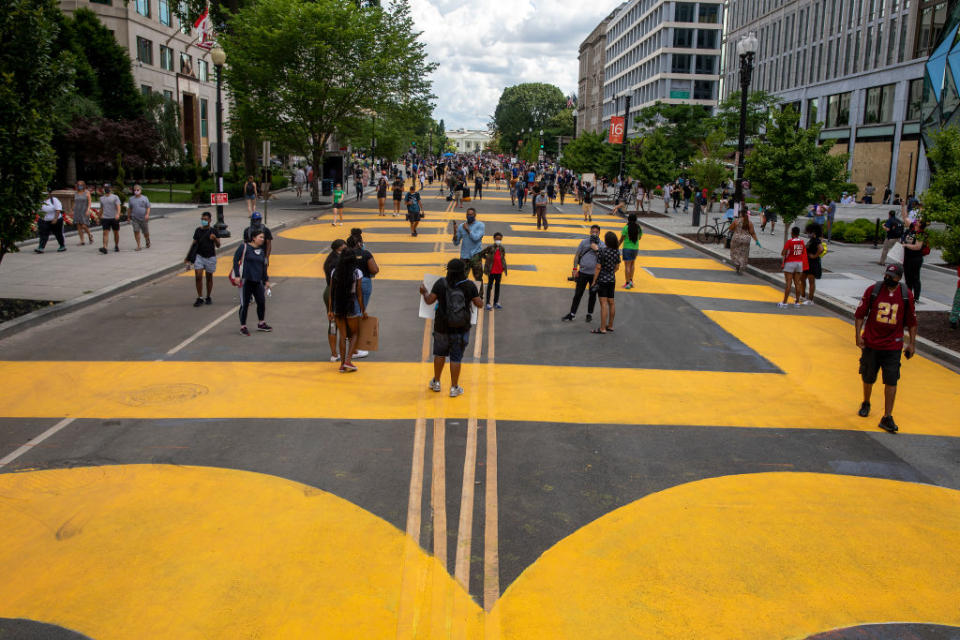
<box><xmin>480</xmin><ymin>232</ymin><xmax>508</xmax><ymax>310</ymax></box>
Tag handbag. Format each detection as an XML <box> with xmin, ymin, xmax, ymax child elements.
<box><xmin>887</xmin><ymin>241</ymin><xmax>905</xmax><ymax>265</ymax></box>
<box><xmin>229</xmin><ymin>243</ymin><xmax>247</xmax><ymax>287</ymax></box>
<box><xmin>922</xmin><ymin>242</ymin><xmax>931</xmax><ymax>256</ymax></box>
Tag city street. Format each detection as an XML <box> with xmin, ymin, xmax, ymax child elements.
<box><xmin>1</xmin><ymin>186</ymin><xmax>959</xmax><ymax>639</ymax></box>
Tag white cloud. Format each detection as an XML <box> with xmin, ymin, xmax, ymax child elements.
<box><xmin>410</xmin><ymin>0</ymin><xmax>616</xmax><ymax>130</ymax></box>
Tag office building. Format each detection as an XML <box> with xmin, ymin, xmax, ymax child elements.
<box><xmin>601</xmin><ymin>0</ymin><xmax>725</xmax><ymax>135</ymax></box>
<box><xmin>577</xmin><ymin>8</ymin><xmax>621</xmax><ymax>136</ymax></box>
<box><xmin>722</xmin><ymin>0</ymin><xmax>946</xmax><ymax>195</ymax></box>
<box><xmin>60</xmin><ymin>0</ymin><xmax>228</xmax><ymax>166</ymax></box>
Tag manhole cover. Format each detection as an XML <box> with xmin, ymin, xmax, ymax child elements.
<box><xmin>121</xmin><ymin>383</ymin><xmax>209</xmax><ymax>406</ymax></box>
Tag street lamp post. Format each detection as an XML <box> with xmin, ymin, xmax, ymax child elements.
<box><xmin>618</xmin><ymin>94</ymin><xmax>632</xmax><ymax>182</ymax></box>
<box><xmin>539</xmin><ymin>129</ymin><xmax>544</xmax><ymax>162</ymax></box>
<box><xmin>369</xmin><ymin>113</ymin><xmax>377</xmax><ymax>186</ymax></box>
<box><xmin>733</xmin><ymin>32</ymin><xmax>759</xmax><ymax>216</ymax></box>
<box><xmin>210</xmin><ymin>44</ymin><xmax>229</xmax><ymax>237</ymax></box>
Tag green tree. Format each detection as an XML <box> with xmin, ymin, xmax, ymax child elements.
<box><xmin>627</xmin><ymin>128</ymin><xmax>676</xmax><ymax>195</ymax></box>
<box><xmin>222</xmin><ymin>0</ymin><xmax>434</xmax><ymax>202</ymax></box>
<box><xmin>745</xmin><ymin>108</ymin><xmax>848</xmax><ymax>237</ymax></box>
<box><xmin>711</xmin><ymin>90</ymin><xmax>779</xmax><ymax>142</ymax></box>
<box><xmin>0</xmin><ymin>0</ymin><xmax>64</xmax><ymax>265</ymax></box>
<box><xmin>492</xmin><ymin>83</ymin><xmax>567</xmax><ymax>153</ymax></box>
<box><xmin>143</xmin><ymin>92</ymin><xmax>184</xmax><ymax>169</ymax></box>
<box><xmin>686</xmin><ymin>129</ymin><xmax>732</xmax><ymax>210</ymax></box>
<box><xmin>921</xmin><ymin>127</ymin><xmax>960</xmax><ymax>263</ymax></box>
<box><xmin>635</xmin><ymin>102</ymin><xmax>712</xmax><ymax>165</ymax></box>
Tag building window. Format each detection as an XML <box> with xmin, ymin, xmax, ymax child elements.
<box><xmin>825</xmin><ymin>91</ymin><xmax>851</xmax><ymax>127</ymax></box>
<box><xmin>672</xmin><ymin>54</ymin><xmax>692</xmax><ymax>73</ymax></box>
<box><xmin>915</xmin><ymin>1</ymin><xmax>949</xmax><ymax>59</ymax></box>
<box><xmin>864</xmin><ymin>27</ymin><xmax>874</xmax><ymax>71</ymax></box>
<box><xmin>159</xmin><ymin>0</ymin><xmax>171</xmax><ymax>26</ymax></box>
<box><xmin>674</xmin><ymin>29</ymin><xmax>694</xmax><ymax>48</ymax></box>
<box><xmin>698</xmin><ymin>4</ymin><xmax>719</xmax><ymax>23</ymax></box>
<box><xmin>198</xmin><ymin>59</ymin><xmax>208</xmax><ymax>82</ymax></box>
<box><xmin>159</xmin><ymin>45</ymin><xmax>174</xmax><ymax>71</ymax></box>
<box><xmin>695</xmin><ymin>55</ymin><xmax>717</xmax><ymax>75</ymax></box>
<box><xmin>180</xmin><ymin>52</ymin><xmax>193</xmax><ymax>76</ymax></box>
<box><xmin>807</xmin><ymin>98</ymin><xmax>819</xmax><ymax>127</ymax></box>
<box><xmin>141</xmin><ymin>85</ymin><xmax>152</xmax><ymax>96</ymax></box>
<box><xmin>864</xmin><ymin>83</ymin><xmax>895</xmax><ymax>123</ymax></box>
<box><xmin>136</xmin><ymin>37</ymin><xmax>153</xmax><ymax>65</ymax></box>
<box><xmin>899</xmin><ymin>18</ymin><xmax>908</xmax><ymax>63</ymax></box>
<box><xmin>697</xmin><ymin>29</ymin><xmax>718</xmax><ymax>49</ymax></box>
<box><xmin>874</xmin><ymin>23</ymin><xmax>883</xmax><ymax>69</ymax></box>
<box><xmin>853</xmin><ymin>31</ymin><xmax>861</xmax><ymax>73</ymax></box>
<box><xmin>163</xmin><ymin>89</ymin><xmax>174</xmax><ymax>102</ymax></box>
<box><xmin>200</xmin><ymin>98</ymin><xmax>209</xmax><ymax>138</ymax></box>
<box><xmin>887</xmin><ymin>18</ymin><xmax>898</xmax><ymax>66</ymax></box>
<box><xmin>179</xmin><ymin>0</ymin><xmax>191</xmax><ymax>34</ymax></box>
<box><xmin>906</xmin><ymin>78</ymin><xmax>924</xmax><ymax>120</ymax></box>
<box><xmin>693</xmin><ymin>80</ymin><xmax>714</xmax><ymax>100</ymax></box>
<box><xmin>136</xmin><ymin>0</ymin><xmax>150</xmax><ymax>18</ymax></box>
<box><xmin>676</xmin><ymin>2</ymin><xmax>695</xmax><ymax>22</ymax></box>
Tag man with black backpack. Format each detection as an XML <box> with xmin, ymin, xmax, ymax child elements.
<box><xmin>419</xmin><ymin>259</ymin><xmax>483</xmax><ymax>398</ymax></box>
<box><xmin>879</xmin><ymin>209</ymin><xmax>904</xmax><ymax>266</ymax></box>
<box><xmin>854</xmin><ymin>264</ymin><xmax>918</xmax><ymax>433</ymax></box>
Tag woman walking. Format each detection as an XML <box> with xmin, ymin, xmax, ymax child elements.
<box><xmin>534</xmin><ymin>187</ymin><xmax>548</xmax><ymax>230</ymax></box>
<box><xmin>619</xmin><ymin>213</ymin><xmax>642</xmax><ymax>289</ymax></box>
<box><xmin>376</xmin><ymin>177</ymin><xmax>388</xmax><ymax>216</ymax></box>
<box><xmin>901</xmin><ymin>219</ymin><xmax>928</xmax><ymax>302</ymax></box>
<box><xmin>233</xmin><ymin>230</ymin><xmax>271</xmax><ymax>336</ymax></box>
<box><xmin>392</xmin><ymin>178</ymin><xmax>404</xmax><ymax>216</ymax></box>
<box><xmin>591</xmin><ymin>231</ymin><xmax>621</xmax><ymax>334</ymax></box>
<box><xmin>801</xmin><ymin>222</ymin><xmax>825</xmax><ymax>304</ymax></box>
<box><xmin>328</xmin><ymin>248</ymin><xmax>366</xmax><ymax>373</ymax></box>
<box><xmin>323</xmin><ymin>239</ymin><xmax>347</xmax><ymax>361</ymax></box>
<box><xmin>35</xmin><ymin>190</ymin><xmax>66</xmax><ymax>253</ymax></box>
<box><xmin>728</xmin><ymin>207</ymin><xmax>759</xmax><ymax>274</ymax></box>
<box><xmin>779</xmin><ymin>226</ymin><xmax>809</xmax><ymax>308</ymax></box>
<box><xmin>243</xmin><ymin>176</ymin><xmax>259</xmax><ymax>214</ymax></box>
<box><xmin>73</xmin><ymin>181</ymin><xmax>94</xmax><ymax>245</ymax></box>
<box><xmin>331</xmin><ymin>183</ymin><xmax>345</xmax><ymax>226</ymax></box>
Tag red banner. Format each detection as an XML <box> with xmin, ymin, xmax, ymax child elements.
<box><xmin>609</xmin><ymin>117</ymin><xmax>625</xmax><ymax>144</ymax></box>
<box><xmin>210</xmin><ymin>193</ymin><xmax>229</xmax><ymax>205</ymax></box>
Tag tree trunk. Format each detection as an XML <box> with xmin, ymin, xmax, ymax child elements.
<box><xmin>243</xmin><ymin>135</ymin><xmax>258</xmax><ymax>179</ymax></box>
<box><xmin>310</xmin><ymin>141</ymin><xmax>324</xmax><ymax>204</ymax></box>
<box><xmin>65</xmin><ymin>152</ymin><xmax>77</xmax><ymax>187</ymax></box>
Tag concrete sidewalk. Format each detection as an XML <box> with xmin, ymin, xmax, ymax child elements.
<box><xmin>0</xmin><ymin>188</ymin><xmax>329</xmax><ymax>336</ymax></box>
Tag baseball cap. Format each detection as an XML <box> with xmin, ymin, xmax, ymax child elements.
<box><xmin>885</xmin><ymin>264</ymin><xmax>903</xmax><ymax>278</ymax></box>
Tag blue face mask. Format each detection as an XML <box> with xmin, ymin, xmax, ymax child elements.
<box><xmin>200</xmin><ymin>219</ymin><xmax>210</xmax><ymax>227</ymax></box>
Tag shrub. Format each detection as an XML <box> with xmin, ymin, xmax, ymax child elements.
<box><xmin>831</xmin><ymin>220</ymin><xmax>848</xmax><ymax>240</ymax></box>
<box><xmin>843</xmin><ymin>226</ymin><xmax>869</xmax><ymax>243</ymax></box>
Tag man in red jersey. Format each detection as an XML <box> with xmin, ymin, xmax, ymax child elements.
<box><xmin>854</xmin><ymin>264</ymin><xmax>918</xmax><ymax>433</ymax></box>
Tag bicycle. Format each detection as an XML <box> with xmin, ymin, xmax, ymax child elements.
<box><xmin>697</xmin><ymin>216</ymin><xmax>731</xmax><ymax>244</ymax></box>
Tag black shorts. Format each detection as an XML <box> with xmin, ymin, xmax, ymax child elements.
<box><xmin>859</xmin><ymin>347</ymin><xmax>902</xmax><ymax>386</ymax></box>
<box><xmin>433</xmin><ymin>330</ymin><xmax>469</xmax><ymax>363</ymax></box>
<box><xmin>804</xmin><ymin>258</ymin><xmax>822</xmax><ymax>279</ymax></box>
<box><xmin>597</xmin><ymin>281</ymin><xmax>615</xmax><ymax>298</ymax></box>
<box><xmin>101</xmin><ymin>218</ymin><xmax>120</xmax><ymax>231</ymax></box>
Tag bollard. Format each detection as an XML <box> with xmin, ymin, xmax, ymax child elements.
<box><xmin>874</xmin><ymin>218</ymin><xmax>880</xmax><ymax>249</ymax></box>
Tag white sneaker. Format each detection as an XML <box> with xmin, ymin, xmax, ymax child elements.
<box><xmin>801</xmin><ymin>300</ymin><xmax>813</xmax><ymax>306</ymax></box>
<box><xmin>777</xmin><ymin>302</ymin><xmax>790</xmax><ymax>308</ymax></box>
<box><xmin>330</xmin><ymin>355</ymin><xmax>340</xmax><ymax>362</ymax></box>
<box><xmin>354</xmin><ymin>350</ymin><xmax>369</xmax><ymax>359</ymax></box>
<box><xmin>429</xmin><ymin>379</ymin><xmax>441</xmax><ymax>392</ymax></box>
<box><xmin>449</xmin><ymin>385</ymin><xmax>464</xmax><ymax>398</ymax></box>
<box><xmin>794</xmin><ymin>302</ymin><xmax>803</xmax><ymax>307</ymax></box>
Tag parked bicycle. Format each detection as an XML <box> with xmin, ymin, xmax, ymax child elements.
<box><xmin>697</xmin><ymin>216</ymin><xmax>732</xmax><ymax>244</ymax></box>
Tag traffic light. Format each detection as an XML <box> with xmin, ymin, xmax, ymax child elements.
<box><xmin>540</xmin><ymin>144</ymin><xmax>544</xmax><ymax>149</ymax></box>
<box><xmin>411</xmin><ymin>141</ymin><xmax>416</xmax><ymax>147</ymax></box>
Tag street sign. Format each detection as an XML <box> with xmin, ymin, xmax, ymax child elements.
<box><xmin>210</xmin><ymin>193</ymin><xmax>229</xmax><ymax>205</ymax></box>
<box><xmin>609</xmin><ymin>117</ymin><xmax>625</xmax><ymax>144</ymax></box>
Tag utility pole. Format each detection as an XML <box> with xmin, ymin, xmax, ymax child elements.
<box><xmin>618</xmin><ymin>94</ymin><xmax>631</xmax><ymax>181</ymax></box>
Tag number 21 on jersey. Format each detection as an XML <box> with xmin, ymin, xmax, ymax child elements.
<box><xmin>876</xmin><ymin>302</ymin><xmax>899</xmax><ymax>325</ymax></box>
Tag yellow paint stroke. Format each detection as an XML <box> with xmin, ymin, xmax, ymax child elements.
<box><xmin>489</xmin><ymin>472</ymin><xmax>960</xmax><ymax>639</ymax></box>
<box><xmin>0</xmin><ymin>314</ymin><xmax>957</xmax><ymax>434</ymax></box>
<box><xmin>1</xmin><ymin>468</ymin><xmax>958</xmax><ymax>639</ymax></box>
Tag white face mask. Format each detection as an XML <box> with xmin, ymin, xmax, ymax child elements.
<box><xmin>494</xmin><ymin>240</ymin><xmax>502</xmax><ymax>245</ymax></box>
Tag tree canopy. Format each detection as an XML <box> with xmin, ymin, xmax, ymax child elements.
<box><xmin>493</xmin><ymin>83</ymin><xmax>567</xmax><ymax>154</ymax></box>
<box><xmin>634</xmin><ymin>102</ymin><xmax>713</xmax><ymax>166</ymax></box>
<box><xmin>921</xmin><ymin>127</ymin><xmax>960</xmax><ymax>263</ymax></box>
<box><xmin>222</xmin><ymin>0</ymin><xmax>434</xmax><ymax>201</ymax></box>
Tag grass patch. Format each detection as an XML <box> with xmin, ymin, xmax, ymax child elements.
<box><xmin>140</xmin><ymin>189</ymin><xmax>195</xmax><ymax>204</ymax></box>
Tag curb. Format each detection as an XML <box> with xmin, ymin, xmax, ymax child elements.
<box><xmin>0</xmin><ymin>203</ymin><xmax>328</xmax><ymax>341</ymax></box>
<box><xmin>595</xmin><ymin>201</ymin><xmax>960</xmax><ymax>371</ymax></box>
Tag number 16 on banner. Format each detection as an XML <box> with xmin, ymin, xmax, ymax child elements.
<box><xmin>609</xmin><ymin>116</ymin><xmax>625</xmax><ymax>144</ymax></box>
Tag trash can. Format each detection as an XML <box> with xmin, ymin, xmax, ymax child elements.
<box><xmin>322</xmin><ymin>179</ymin><xmax>333</xmax><ymax>196</ymax></box>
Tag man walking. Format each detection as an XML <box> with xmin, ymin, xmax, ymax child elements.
<box><xmin>187</xmin><ymin>211</ymin><xmax>220</xmax><ymax>306</ymax></box>
<box><xmin>128</xmin><ymin>184</ymin><xmax>151</xmax><ymax>251</ymax></box>
<box><xmin>453</xmin><ymin>207</ymin><xmax>485</xmax><ymax>282</ymax></box>
<box><xmin>243</xmin><ymin>211</ymin><xmax>273</xmax><ymax>264</ymax></box>
<box><xmin>419</xmin><ymin>259</ymin><xmax>483</xmax><ymax>397</ymax></box>
<box><xmin>879</xmin><ymin>209</ymin><xmax>904</xmax><ymax>266</ymax></box>
<box><xmin>98</xmin><ymin>183</ymin><xmax>122</xmax><ymax>254</ymax></box>
<box><xmin>854</xmin><ymin>264</ymin><xmax>918</xmax><ymax>433</ymax></box>
<box><xmin>562</xmin><ymin>225</ymin><xmax>601</xmax><ymax>323</ymax></box>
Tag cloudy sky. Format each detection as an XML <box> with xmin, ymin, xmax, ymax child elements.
<box><xmin>410</xmin><ymin>0</ymin><xmax>617</xmax><ymax>131</ymax></box>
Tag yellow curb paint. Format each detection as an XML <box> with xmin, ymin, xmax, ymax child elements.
<box><xmin>2</xmin><ymin>467</ymin><xmax>958</xmax><ymax>639</ymax></box>
<box><xmin>1</xmin><ymin>312</ymin><xmax>957</xmax><ymax>434</ymax></box>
